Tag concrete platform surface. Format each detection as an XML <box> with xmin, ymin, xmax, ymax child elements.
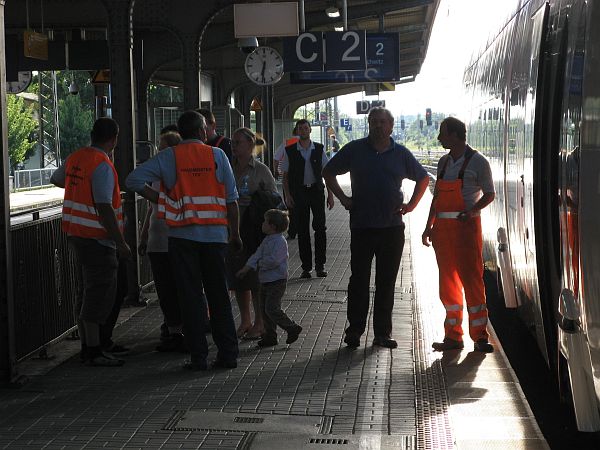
<box><xmin>0</xmin><ymin>177</ymin><xmax>547</xmax><ymax>449</ymax></box>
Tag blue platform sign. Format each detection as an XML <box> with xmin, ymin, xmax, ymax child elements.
<box><xmin>283</xmin><ymin>32</ymin><xmax>324</xmax><ymax>72</ymax></box>
<box><xmin>324</xmin><ymin>31</ymin><xmax>366</xmax><ymax>71</ymax></box>
<box><xmin>290</xmin><ymin>33</ymin><xmax>400</xmax><ymax>84</ymax></box>
<box><xmin>340</xmin><ymin>118</ymin><xmax>350</xmax><ymax>128</ymax></box>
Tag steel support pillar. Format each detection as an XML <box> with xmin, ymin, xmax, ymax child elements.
<box><xmin>181</xmin><ymin>33</ymin><xmax>200</xmax><ymax>111</ymax></box>
<box><xmin>0</xmin><ymin>0</ymin><xmax>17</xmax><ymax>385</ymax></box>
<box><xmin>104</xmin><ymin>0</ymin><xmax>140</xmax><ymax>303</ymax></box>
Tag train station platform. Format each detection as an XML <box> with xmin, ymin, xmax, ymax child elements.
<box><xmin>0</xmin><ymin>179</ymin><xmax>548</xmax><ymax>449</ymax></box>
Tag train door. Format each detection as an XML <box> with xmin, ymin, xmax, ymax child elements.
<box><xmin>505</xmin><ymin>2</ymin><xmax>552</xmax><ymax>361</ymax></box>
<box><xmin>562</xmin><ymin>0</ymin><xmax>600</xmax><ymax>430</ymax></box>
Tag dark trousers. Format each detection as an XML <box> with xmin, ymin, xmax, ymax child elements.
<box><xmin>69</xmin><ymin>237</ymin><xmax>119</xmax><ymax>346</ymax></box>
<box><xmin>168</xmin><ymin>237</ymin><xmax>238</xmax><ymax>363</ymax></box>
<box><xmin>148</xmin><ymin>252</ymin><xmax>182</xmax><ymax>328</ymax></box>
<box><xmin>346</xmin><ymin>226</ymin><xmax>405</xmax><ymax>338</ymax></box>
<box><xmin>99</xmin><ymin>258</ymin><xmax>128</xmax><ymax>348</ymax></box>
<box><xmin>294</xmin><ymin>185</ymin><xmax>326</xmax><ymax>271</ymax></box>
<box><xmin>260</xmin><ymin>279</ymin><xmax>296</xmax><ymax>340</ymax></box>
<box><xmin>287</xmin><ymin>208</ymin><xmax>297</xmax><ymax>238</ymax></box>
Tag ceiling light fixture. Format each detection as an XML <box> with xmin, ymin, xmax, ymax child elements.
<box><xmin>334</xmin><ymin>25</ymin><xmax>344</xmax><ymax>32</ymax></box>
<box><xmin>326</xmin><ymin>6</ymin><xmax>340</xmax><ymax>18</ymax></box>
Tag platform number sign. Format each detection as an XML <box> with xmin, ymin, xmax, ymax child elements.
<box><xmin>324</xmin><ymin>31</ymin><xmax>367</xmax><ymax>71</ymax></box>
<box><xmin>283</xmin><ymin>31</ymin><xmax>367</xmax><ymax>72</ymax></box>
<box><xmin>340</xmin><ymin>118</ymin><xmax>352</xmax><ymax>131</ymax></box>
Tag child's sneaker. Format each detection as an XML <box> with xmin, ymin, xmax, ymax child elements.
<box><xmin>257</xmin><ymin>337</ymin><xmax>278</xmax><ymax>348</ymax></box>
<box><xmin>286</xmin><ymin>325</ymin><xmax>302</xmax><ymax>344</ymax></box>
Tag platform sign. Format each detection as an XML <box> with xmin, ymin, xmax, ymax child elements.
<box><xmin>356</xmin><ymin>100</ymin><xmax>386</xmax><ymax>115</ymax></box>
<box><xmin>340</xmin><ymin>118</ymin><xmax>350</xmax><ymax>128</ymax></box>
<box><xmin>283</xmin><ymin>32</ymin><xmax>324</xmax><ymax>72</ymax></box>
<box><xmin>324</xmin><ymin>31</ymin><xmax>366</xmax><ymax>71</ymax></box>
<box><xmin>290</xmin><ymin>33</ymin><xmax>400</xmax><ymax>84</ymax></box>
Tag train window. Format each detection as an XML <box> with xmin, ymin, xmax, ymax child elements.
<box><xmin>559</xmin><ymin>3</ymin><xmax>586</xmax><ymax>299</ymax></box>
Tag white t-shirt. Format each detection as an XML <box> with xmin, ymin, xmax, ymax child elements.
<box><xmin>146</xmin><ymin>180</ymin><xmax>169</xmax><ymax>253</ymax></box>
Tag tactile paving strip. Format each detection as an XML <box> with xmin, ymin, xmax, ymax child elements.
<box><xmin>408</xmin><ymin>223</ymin><xmax>455</xmax><ymax>449</ymax></box>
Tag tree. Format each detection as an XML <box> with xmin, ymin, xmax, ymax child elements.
<box><xmin>7</xmin><ymin>95</ymin><xmax>37</xmax><ymax>170</ymax></box>
<box><xmin>58</xmin><ymin>94</ymin><xmax>94</xmax><ymax>158</ymax></box>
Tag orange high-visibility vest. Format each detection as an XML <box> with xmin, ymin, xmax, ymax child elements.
<box><xmin>157</xmin><ymin>142</ymin><xmax>228</xmax><ymax>227</ymax></box>
<box><xmin>286</xmin><ymin>136</ymin><xmax>300</xmax><ymax>147</ymax></box>
<box><xmin>62</xmin><ymin>147</ymin><xmax>123</xmax><ymax>239</ymax></box>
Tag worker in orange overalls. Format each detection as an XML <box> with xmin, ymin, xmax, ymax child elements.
<box><xmin>422</xmin><ymin>117</ymin><xmax>496</xmax><ymax>353</ymax></box>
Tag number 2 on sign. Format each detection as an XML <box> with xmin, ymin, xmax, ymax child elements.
<box><xmin>342</xmin><ymin>32</ymin><xmax>361</xmax><ymax>61</ymax></box>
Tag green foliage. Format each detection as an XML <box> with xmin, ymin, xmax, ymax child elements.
<box><xmin>7</xmin><ymin>95</ymin><xmax>37</xmax><ymax>169</ymax></box>
<box><xmin>58</xmin><ymin>95</ymin><xmax>94</xmax><ymax>157</ymax></box>
<box><xmin>148</xmin><ymin>83</ymin><xmax>183</xmax><ymax>104</ymax></box>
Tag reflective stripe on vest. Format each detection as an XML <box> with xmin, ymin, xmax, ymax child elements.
<box><xmin>157</xmin><ymin>142</ymin><xmax>228</xmax><ymax>227</ymax></box>
<box><xmin>61</xmin><ymin>147</ymin><xmax>123</xmax><ymax>239</ymax></box>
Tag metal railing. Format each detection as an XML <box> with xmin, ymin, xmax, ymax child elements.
<box><xmin>13</xmin><ymin>168</ymin><xmax>56</xmax><ymax>190</ymax></box>
<box><xmin>11</xmin><ymin>212</ymin><xmax>79</xmax><ymax>360</ymax></box>
<box><xmin>9</xmin><ymin>195</ymin><xmax>153</xmax><ymax>362</ymax></box>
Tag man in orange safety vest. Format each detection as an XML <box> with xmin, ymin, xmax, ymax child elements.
<box><xmin>51</xmin><ymin>117</ymin><xmax>132</xmax><ymax>367</ymax></box>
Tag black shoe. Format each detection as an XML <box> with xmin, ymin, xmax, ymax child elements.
<box><xmin>156</xmin><ymin>333</ymin><xmax>187</xmax><ymax>353</ymax></box>
<box><xmin>257</xmin><ymin>337</ymin><xmax>278</xmax><ymax>348</ymax></box>
<box><xmin>316</xmin><ymin>269</ymin><xmax>328</xmax><ymax>277</ymax></box>
<box><xmin>211</xmin><ymin>359</ymin><xmax>237</xmax><ymax>369</ymax></box>
<box><xmin>373</xmin><ymin>336</ymin><xmax>398</xmax><ymax>349</ymax></box>
<box><xmin>104</xmin><ymin>343</ymin><xmax>131</xmax><ymax>356</ymax></box>
<box><xmin>344</xmin><ymin>334</ymin><xmax>360</xmax><ymax>349</ymax></box>
<box><xmin>183</xmin><ymin>359</ymin><xmax>207</xmax><ymax>371</ymax></box>
<box><xmin>300</xmin><ymin>270</ymin><xmax>312</xmax><ymax>279</ymax></box>
<box><xmin>474</xmin><ymin>339</ymin><xmax>494</xmax><ymax>353</ymax></box>
<box><xmin>124</xmin><ymin>295</ymin><xmax>147</xmax><ymax>307</ymax></box>
<box><xmin>159</xmin><ymin>323</ymin><xmax>170</xmax><ymax>341</ymax></box>
<box><xmin>286</xmin><ymin>325</ymin><xmax>303</xmax><ymax>344</ymax></box>
<box><xmin>85</xmin><ymin>353</ymin><xmax>125</xmax><ymax>367</ymax></box>
<box><xmin>432</xmin><ymin>338</ymin><xmax>464</xmax><ymax>352</ymax></box>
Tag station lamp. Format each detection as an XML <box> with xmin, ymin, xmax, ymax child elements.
<box><xmin>326</xmin><ymin>6</ymin><xmax>340</xmax><ymax>18</ymax></box>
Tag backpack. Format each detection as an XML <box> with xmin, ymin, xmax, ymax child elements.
<box><xmin>241</xmin><ymin>182</ymin><xmax>286</xmax><ymax>254</ymax></box>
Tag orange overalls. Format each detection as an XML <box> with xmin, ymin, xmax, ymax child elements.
<box><xmin>431</xmin><ymin>150</ymin><xmax>489</xmax><ymax>343</ymax></box>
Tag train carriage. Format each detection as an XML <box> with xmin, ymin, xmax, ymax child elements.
<box><xmin>464</xmin><ymin>0</ymin><xmax>600</xmax><ymax>431</ymax></box>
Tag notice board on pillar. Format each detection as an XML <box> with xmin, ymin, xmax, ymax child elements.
<box><xmin>234</xmin><ymin>2</ymin><xmax>299</xmax><ymax>37</ymax></box>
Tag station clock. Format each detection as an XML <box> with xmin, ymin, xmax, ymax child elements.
<box><xmin>244</xmin><ymin>46</ymin><xmax>284</xmax><ymax>86</ymax></box>
<box><xmin>7</xmin><ymin>71</ymin><xmax>33</xmax><ymax>94</ymax></box>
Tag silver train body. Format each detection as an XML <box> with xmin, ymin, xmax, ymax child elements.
<box><xmin>463</xmin><ymin>0</ymin><xmax>600</xmax><ymax>431</ymax></box>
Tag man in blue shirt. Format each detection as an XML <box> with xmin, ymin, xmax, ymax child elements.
<box><xmin>323</xmin><ymin>107</ymin><xmax>429</xmax><ymax>349</ymax></box>
<box><xmin>126</xmin><ymin>111</ymin><xmax>240</xmax><ymax>370</ymax></box>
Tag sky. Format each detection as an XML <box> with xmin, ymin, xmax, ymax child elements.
<box><xmin>336</xmin><ymin>0</ymin><xmax>519</xmax><ymax>118</ymax></box>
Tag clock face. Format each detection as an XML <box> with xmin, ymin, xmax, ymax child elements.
<box><xmin>244</xmin><ymin>47</ymin><xmax>284</xmax><ymax>86</ymax></box>
<box><xmin>7</xmin><ymin>71</ymin><xmax>33</xmax><ymax>94</ymax></box>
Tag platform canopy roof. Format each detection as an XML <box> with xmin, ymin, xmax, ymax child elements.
<box><xmin>4</xmin><ymin>0</ymin><xmax>440</xmax><ymax>113</ymax></box>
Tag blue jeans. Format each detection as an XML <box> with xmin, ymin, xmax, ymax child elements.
<box><xmin>168</xmin><ymin>238</ymin><xmax>238</xmax><ymax>363</ymax></box>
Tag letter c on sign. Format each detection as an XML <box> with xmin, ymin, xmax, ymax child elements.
<box><xmin>296</xmin><ymin>33</ymin><xmax>317</xmax><ymax>63</ymax></box>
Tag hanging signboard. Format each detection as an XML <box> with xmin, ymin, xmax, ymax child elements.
<box><xmin>24</xmin><ymin>30</ymin><xmax>48</xmax><ymax>60</ymax></box>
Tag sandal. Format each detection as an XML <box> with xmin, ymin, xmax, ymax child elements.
<box><xmin>242</xmin><ymin>333</ymin><xmax>262</xmax><ymax>341</ymax></box>
<box><xmin>85</xmin><ymin>353</ymin><xmax>125</xmax><ymax>367</ymax></box>
<box><xmin>237</xmin><ymin>326</ymin><xmax>251</xmax><ymax>338</ymax></box>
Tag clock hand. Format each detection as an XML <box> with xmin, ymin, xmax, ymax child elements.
<box><xmin>261</xmin><ymin>60</ymin><xmax>266</xmax><ymax>83</ymax></box>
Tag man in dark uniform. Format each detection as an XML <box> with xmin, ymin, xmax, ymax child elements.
<box><xmin>197</xmin><ymin>108</ymin><xmax>233</xmax><ymax>161</ymax></box>
<box><xmin>282</xmin><ymin>119</ymin><xmax>334</xmax><ymax>278</ymax></box>
<box><xmin>323</xmin><ymin>107</ymin><xmax>429</xmax><ymax>349</ymax></box>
